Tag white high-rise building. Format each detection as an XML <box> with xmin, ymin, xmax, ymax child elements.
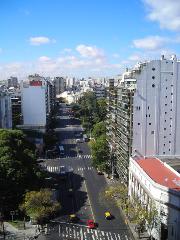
<box><xmin>21</xmin><ymin>77</ymin><xmax>55</xmax><ymax>129</ymax></box>
<box><xmin>132</xmin><ymin>55</ymin><xmax>180</xmax><ymax>157</ymax></box>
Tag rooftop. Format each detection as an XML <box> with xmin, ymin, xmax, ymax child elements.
<box><xmin>136</xmin><ymin>157</ymin><xmax>180</xmax><ymax>191</ymax></box>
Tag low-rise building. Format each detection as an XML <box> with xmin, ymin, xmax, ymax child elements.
<box><xmin>129</xmin><ymin>156</ymin><xmax>180</xmax><ymax>240</ymax></box>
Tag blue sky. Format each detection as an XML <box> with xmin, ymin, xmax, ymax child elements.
<box><xmin>1</xmin><ymin>0</ymin><xmax>180</xmax><ymax>79</ymax></box>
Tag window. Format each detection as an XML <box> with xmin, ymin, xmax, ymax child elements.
<box><xmin>146</xmin><ymin>114</ymin><xmax>147</xmax><ymax>117</ymax></box>
<box><xmin>149</xmin><ymin>114</ymin><xmax>150</xmax><ymax>117</ymax></box>
<box><xmin>165</xmin><ymin>79</ymin><xmax>168</xmax><ymax>81</ymax></box>
<box><xmin>163</xmin><ymin>152</ymin><xmax>165</xmax><ymax>154</ymax></box>
<box><xmin>138</xmin><ymin>106</ymin><xmax>140</xmax><ymax>110</ymax></box>
<box><xmin>165</xmin><ymin>120</ymin><xmax>166</xmax><ymax>122</ymax></box>
<box><xmin>170</xmin><ymin>125</ymin><xmax>172</xmax><ymax>127</ymax></box>
<box><xmin>164</xmin><ymin>128</ymin><xmax>166</xmax><ymax>130</ymax></box>
<box><xmin>165</xmin><ymin>104</ymin><xmax>167</xmax><ymax>106</ymax></box>
<box><xmin>171</xmin><ymin>93</ymin><xmax>173</xmax><ymax>95</ymax></box>
<box><xmin>169</xmin><ymin>149</ymin><xmax>171</xmax><ymax>151</ymax></box>
<box><xmin>164</xmin><ymin>136</ymin><xmax>166</xmax><ymax>138</ymax></box>
<box><xmin>170</xmin><ymin>109</ymin><xmax>172</xmax><ymax>111</ymax></box>
<box><xmin>165</xmin><ymin>96</ymin><xmax>167</xmax><ymax>98</ymax></box>
<box><xmin>149</xmin><ymin>123</ymin><xmax>151</xmax><ymax>125</ymax></box>
<box><xmin>171</xmin><ymin>101</ymin><xmax>172</xmax><ymax>103</ymax></box>
<box><xmin>164</xmin><ymin>144</ymin><xmax>165</xmax><ymax>146</ymax></box>
<box><xmin>171</xmin><ymin>85</ymin><xmax>173</xmax><ymax>87</ymax></box>
<box><xmin>166</xmin><ymin>87</ymin><xmax>168</xmax><ymax>90</ymax></box>
<box><xmin>151</xmin><ymin>131</ymin><xmax>154</xmax><ymax>134</ymax></box>
<box><xmin>138</xmin><ymin>123</ymin><xmax>140</xmax><ymax>125</ymax></box>
<box><xmin>169</xmin><ymin>141</ymin><xmax>171</xmax><ymax>143</ymax></box>
<box><xmin>152</xmin><ymin>83</ymin><xmax>155</xmax><ymax>87</ymax></box>
<box><xmin>152</xmin><ymin>67</ymin><xmax>155</xmax><ymax>71</ymax></box>
<box><xmin>171</xmin><ymin>73</ymin><xmax>173</xmax><ymax>75</ymax></box>
<box><xmin>165</xmin><ymin>112</ymin><xmax>167</xmax><ymax>114</ymax></box>
<box><xmin>152</xmin><ymin>76</ymin><xmax>155</xmax><ymax>79</ymax></box>
<box><xmin>148</xmin><ymin>106</ymin><xmax>149</xmax><ymax>110</ymax></box>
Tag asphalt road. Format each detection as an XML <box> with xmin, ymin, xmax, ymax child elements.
<box><xmin>39</xmin><ymin>103</ymin><xmax>132</xmax><ymax>240</ymax></box>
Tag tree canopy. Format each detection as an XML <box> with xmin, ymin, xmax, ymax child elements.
<box><xmin>0</xmin><ymin>129</ymin><xmax>43</xmax><ymax>215</ymax></box>
<box><xmin>92</xmin><ymin>121</ymin><xmax>106</xmax><ymax>139</ymax></box>
<box><xmin>89</xmin><ymin>135</ymin><xmax>109</xmax><ymax>170</ymax></box>
<box><xmin>20</xmin><ymin>189</ymin><xmax>61</xmax><ymax>225</ymax></box>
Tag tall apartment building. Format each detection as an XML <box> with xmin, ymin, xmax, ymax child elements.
<box><xmin>54</xmin><ymin>77</ymin><xmax>66</xmax><ymax>95</ymax></box>
<box><xmin>106</xmin><ymin>79</ymin><xmax>118</xmax><ymax>175</ymax></box>
<box><xmin>21</xmin><ymin>76</ymin><xmax>55</xmax><ymax>130</ymax></box>
<box><xmin>116</xmin><ymin>89</ymin><xmax>135</xmax><ymax>183</ymax></box>
<box><xmin>0</xmin><ymin>87</ymin><xmax>12</xmax><ymax>129</ymax></box>
<box><xmin>128</xmin><ymin>56</ymin><xmax>180</xmax><ymax>240</ymax></box>
<box><xmin>93</xmin><ymin>83</ymin><xmax>106</xmax><ymax>99</ymax></box>
<box><xmin>132</xmin><ymin>55</ymin><xmax>180</xmax><ymax>157</ymax></box>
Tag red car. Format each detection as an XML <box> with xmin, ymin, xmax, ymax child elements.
<box><xmin>87</xmin><ymin>219</ymin><xmax>95</xmax><ymax>229</ymax></box>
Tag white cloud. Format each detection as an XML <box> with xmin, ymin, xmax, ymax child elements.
<box><xmin>112</xmin><ymin>53</ymin><xmax>120</xmax><ymax>58</ymax></box>
<box><xmin>62</xmin><ymin>48</ymin><xmax>72</xmax><ymax>53</ymax></box>
<box><xmin>128</xmin><ymin>55</ymin><xmax>141</xmax><ymax>61</ymax></box>
<box><xmin>144</xmin><ymin>0</ymin><xmax>180</xmax><ymax>31</ymax></box>
<box><xmin>76</xmin><ymin>44</ymin><xmax>105</xmax><ymax>58</ymax></box>
<box><xmin>38</xmin><ymin>56</ymin><xmax>51</xmax><ymax>62</ymax></box>
<box><xmin>0</xmin><ymin>48</ymin><xmax>2</xmax><ymax>53</ymax></box>
<box><xmin>133</xmin><ymin>36</ymin><xmax>167</xmax><ymax>50</ymax></box>
<box><xmin>29</xmin><ymin>36</ymin><xmax>56</xmax><ymax>46</ymax></box>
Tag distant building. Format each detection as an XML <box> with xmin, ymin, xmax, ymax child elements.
<box><xmin>0</xmin><ymin>87</ymin><xmax>12</xmax><ymax>129</ymax></box>
<box><xmin>7</xmin><ymin>76</ymin><xmax>18</xmax><ymax>88</ymax></box>
<box><xmin>54</xmin><ymin>77</ymin><xmax>66</xmax><ymax>95</ymax></box>
<box><xmin>129</xmin><ymin>156</ymin><xmax>180</xmax><ymax>240</ymax></box>
<box><xmin>93</xmin><ymin>83</ymin><xmax>106</xmax><ymax>99</ymax></box>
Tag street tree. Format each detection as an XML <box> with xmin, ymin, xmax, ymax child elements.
<box><xmin>92</xmin><ymin>121</ymin><xmax>106</xmax><ymax>139</ymax></box>
<box><xmin>97</xmin><ymin>98</ymin><xmax>107</xmax><ymax>122</ymax></box>
<box><xmin>0</xmin><ymin>129</ymin><xmax>43</xmax><ymax>214</ymax></box>
<box><xmin>89</xmin><ymin>135</ymin><xmax>109</xmax><ymax>169</ymax></box>
<box><xmin>20</xmin><ymin>189</ymin><xmax>61</xmax><ymax>226</ymax></box>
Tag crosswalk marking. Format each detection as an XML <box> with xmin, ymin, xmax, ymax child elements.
<box><xmin>52</xmin><ymin>224</ymin><xmax>129</xmax><ymax>240</ymax></box>
<box><xmin>44</xmin><ymin>165</ymin><xmax>94</xmax><ymax>173</ymax></box>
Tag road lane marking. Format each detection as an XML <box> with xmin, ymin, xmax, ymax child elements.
<box><xmin>83</xmin><ymin>171</ymin><xmax>96</xmax><ymax>223</ymax></box>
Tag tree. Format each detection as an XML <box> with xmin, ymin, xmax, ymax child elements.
<box><xmin>20</xmin><ymin>189</ymin><xmax>61</xmax><ymax>226</ymax></box>
<box><xmin>97</xmin><ymin>98</ymin><xmax>107</xmax><ymax>122</ymax></box>
<box><xmin>92</xmin><ymin>121</ymin><xmax>106</xmax><ymax>139</ymax></box>
<box><xmin>89</xmin><ymin>135</ymin><xmax>109</xmax><ymax>169</ymax></box>
<box><xmin>0</xmin><ymin>129</ymin><xmax>43</xmax><ymax>215</ymax></box>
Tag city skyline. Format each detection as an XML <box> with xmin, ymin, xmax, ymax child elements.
<box><xmin>1</xmin><ymin>0</ymin><xmax>180</xmax><ymax>79</ymax></box>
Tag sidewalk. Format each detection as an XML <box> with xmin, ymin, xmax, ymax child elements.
<box><xmin>104</xmin><ymin>175</ymin><xmax>150</xmax><ymax>240</ymax></box>
<box><xmin>0</xmin><ymin>221</ymin><xmax>40</xmax><ymax>240</ymax></box>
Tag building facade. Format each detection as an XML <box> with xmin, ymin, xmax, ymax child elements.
<box><xmin>0</xmin><ymin>88</ymin><xmax>12</xmax><ymax>129</ymax></box>
<box><xmin>21</xmin><ymin>77</ymin><xmax>55</xmax><ymax>129</ymax></box>
<box><xmin>54</xmin><ymin>77</ymin><xmax>66</xmax><ymax>95</ymax></box>
<box><xmin>132</xmin><ymin>55</ymin><xmax>180</xmax><ymax>157</ymax></box>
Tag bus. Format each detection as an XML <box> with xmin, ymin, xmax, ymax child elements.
<box><xmin>59</xmin><ymin>145</ymin><xmax>65</xmax><ymax>157</ymax></box>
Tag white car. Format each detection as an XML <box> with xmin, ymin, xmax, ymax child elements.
<box><xmin>76</xmin><ymin>138</ymin><xmax>83</xmax><ymax>143</ymax></box>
